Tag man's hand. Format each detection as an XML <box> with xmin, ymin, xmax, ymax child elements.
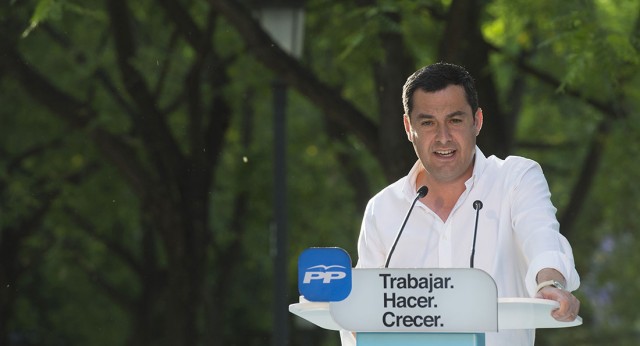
<box><xmin>535</xmin><ymin>286</ymin><xmax>580</xmax><ymax>322</ymax></box>
<box><xmin>535</xmin><ymin>268</ymin><xmax>580</xmax><ymax>321</ymax></box>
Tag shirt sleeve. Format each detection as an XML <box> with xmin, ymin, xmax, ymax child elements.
<box><xmin>510</xmin><ymin>160</ymin><xmax>581</xmax><ymax>297</ymax></box>
<box><xmin>356</xmin><ymin>198</ymin><xmax>386</xmax><ymax>268</ymax></box>
<box><xmin>339</xmin><ymin>330</ymin><xmax>356</xmax><ymax>346</ymax></box>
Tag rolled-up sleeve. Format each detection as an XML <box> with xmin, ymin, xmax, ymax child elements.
<box><xmin>510</xmin><ymin>161</ymin><xmax>581</xmax><ymax>296</ymax></box>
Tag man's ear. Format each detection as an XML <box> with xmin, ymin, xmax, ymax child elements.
<box><xmin>474</xmin><ymin>108</ymin><xmax>483</xmax><ymax>136</ymax></box>
<box><xmin>403</xmin><ymin>114</ymin><xmax>413</xmax><ymax>142</ymax></box>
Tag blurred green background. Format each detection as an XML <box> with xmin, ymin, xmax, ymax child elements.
<box><xmin>1</xmin><ymin>0</ymin><xmax>639</xmax><ymax>345</ymax></box>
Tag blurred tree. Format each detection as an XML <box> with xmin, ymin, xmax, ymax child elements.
<box><xmin>1</xmin><ymin>0</ymin><xmax>239</xmax><ymax>344</ymax></box>
<box><xmin>1</xmin><ymin>0</ymin><xmax>639</xmax><ymax>345</ymax></box>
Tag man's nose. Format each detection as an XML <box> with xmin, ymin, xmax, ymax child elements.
<box><xmin>435</xmin><ymin>124</ymin><xmax>452</xmax><ymax>142</ymax></box>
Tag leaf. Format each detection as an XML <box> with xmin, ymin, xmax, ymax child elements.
<box><xmin>22</xmin><ymin>0</ymin><xmax>63</xmax><ymax>38</ymax></box>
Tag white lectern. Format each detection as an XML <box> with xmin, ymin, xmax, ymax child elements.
<box><xmin>291</xmin><ymin>268</ymin><xmax>581</xmax><ymax>346</ymax></box>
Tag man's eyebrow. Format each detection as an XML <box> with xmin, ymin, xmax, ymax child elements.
<box><xmin>415</xmin><ymin>110</ymin><xmax>467</xmax><ymax>118</ymax></box>
<box><xmin>446</xmin><ymin>110</ymin><xmax>466</xmax><ymax>118</ymax></box>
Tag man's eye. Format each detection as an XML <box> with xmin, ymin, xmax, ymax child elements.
<box><xmin>421</xmin><ymin>121</ymin><xmax>434</xmax><ymax>126</ymax></box>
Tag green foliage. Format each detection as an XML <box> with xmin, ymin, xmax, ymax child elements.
<box><xmin>2</xmin><ymin>0</ymin><xmax>640</xmax><ymax>345</ymax></box>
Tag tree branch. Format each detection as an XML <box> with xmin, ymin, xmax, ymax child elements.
<box><xmin>156</xmin><ymin>0</ymin><xmax>213</xmax><ymax>155</ymax></box>
<box><xmin>487</xmin><ymin>42</ymin><xmax>628</xmax><ymax>120</ymax></box>
<box><xmin>0</xmin><ymin>41</ymin><xmax>151</xmax><ymax>197</ymax></box>
<box><xmin>208</xmin><ymin>0</ymin><xmax>381</xmax><ymax>158</ymax></box>
<box><xmin>106</xmin><ymin>0</ymin><xmax>186</xmax><ymax>176</ymax></box>
<box><xmin>559</xmin><ymin>120</ymin><xmax>610</xmax><ymax>239</ymax></box>
<box><xmin>71</xmin><ymin>252</ymin><xmax>136</xmax><ymax>310</ymax></box>
<box><xmin>64</xmin><ymin>207</ymin><xmax>144</xmax><ymax>278</ymax></box>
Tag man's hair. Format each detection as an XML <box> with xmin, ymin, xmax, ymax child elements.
<box><xmin>402</xmin><ymin>62</ymin><xmax>479</xmax><ymax>117</ymax></box>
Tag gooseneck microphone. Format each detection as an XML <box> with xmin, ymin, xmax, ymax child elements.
<box><xmin>470</xmin><ymin>200</ymin><xmax>483</xmax><ymax>268</ymax></box>
<box><xmin>384</xmin><ymin>186</ymin><xmax>429</xmax><ymax>268</ymax></box>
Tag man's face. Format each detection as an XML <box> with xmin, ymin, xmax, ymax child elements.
<box><xmin>404</xmin><ymin>85</ymin><xmax>483</xmax><ymax>184</ymax></box>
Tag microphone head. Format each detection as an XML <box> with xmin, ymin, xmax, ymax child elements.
<box><xmin>473</xmin><ymin>200</ymin><xmax>483</xmax><ymax>210</ymax></box>
<box><xmin>417</xmin><ymin>186</ymin><xmax>429</xmax><ymax>198</ymax></box>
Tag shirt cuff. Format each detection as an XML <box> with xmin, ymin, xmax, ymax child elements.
<box><xmin>525</xmin><ymin>251</ymin><xmax>580</xmax><ymax>297</ymax></box>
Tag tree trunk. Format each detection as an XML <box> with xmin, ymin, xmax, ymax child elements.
<box><xmin>374</xmin><ymin>12</ymin><xmax>420</xmax><ymax>181</ymax></box>
<box><xmin>439</xmin><ymin>0</ymin><xmax>511</xmax><ymax>158</ymax></box>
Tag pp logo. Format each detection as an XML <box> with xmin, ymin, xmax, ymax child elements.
<box><xmin>303</xmin><ymin>265</ymin><xmax>347</xmax><ymax>284</ymax></box>
<box><xmin>298</xmin><ymin>247</ymin><xmax>352</xmax><ymax>302</ymax></box>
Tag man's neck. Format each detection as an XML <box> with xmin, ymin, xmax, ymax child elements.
<box><xmin>417</xmin><ymin>170</ymin><xmax>471</xmax><ymax>222</ymax></box>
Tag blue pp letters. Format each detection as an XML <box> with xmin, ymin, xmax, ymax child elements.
<box><xmin>298</xmin><ymin>247</ymin><xmax>352</xmax><ymax>302</ymax></box>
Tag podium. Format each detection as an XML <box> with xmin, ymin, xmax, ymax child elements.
<box><xmin>291</xmin><ymin>266</ymin><xmax>581</xmax><ymax>346</ymax></box>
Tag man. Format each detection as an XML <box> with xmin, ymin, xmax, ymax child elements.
<box><xmin>342</xmin><ymin>62</ymin><xmax>580</xmax><ymax>345</ymax></box>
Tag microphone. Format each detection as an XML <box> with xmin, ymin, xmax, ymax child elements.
<box><xmin>470</xmin><ymin>200</ymin><xmax>483</xmax><ymax>268</ymax></box>
<box><xmin>384</xmin><ymin>186</ymin><xmax>428</xmax><ymax>268</ymax></box>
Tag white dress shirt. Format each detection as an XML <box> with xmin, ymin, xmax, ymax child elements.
<box><xmin>342</xmin><ymin>147</ymin><xmax>580</xmax><ymax>346</ymax></box>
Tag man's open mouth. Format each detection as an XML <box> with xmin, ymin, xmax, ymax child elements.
<box><xmin>434</xmin><ymin>149</ymin><xmax>455</xmax><ymax>157</ymax></box>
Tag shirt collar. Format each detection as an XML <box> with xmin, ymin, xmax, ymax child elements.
<box><xmin>468</xmin><ymin>146</ymin><xmax>487</xmax><ymax>188</ymax></box>
<box><xmin>403</xmin><ymin>160</ymin><xmax>423</xmax><ymax>201</ymax></box>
